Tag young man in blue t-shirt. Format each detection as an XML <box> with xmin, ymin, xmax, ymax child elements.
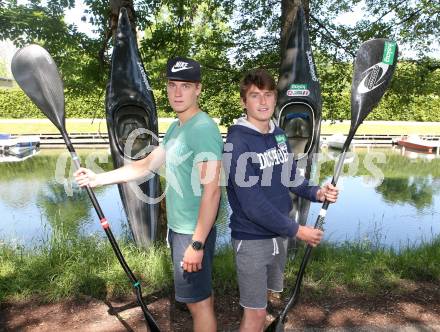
<box><xmin>75</xmin><ymin>57</ymin><xmax>222</xmax><ymax>332</ymax></box>
<box><xmin>224</xmin><ymin>69</ymin><xmax>339</xmax><ymax>331</ymax></box>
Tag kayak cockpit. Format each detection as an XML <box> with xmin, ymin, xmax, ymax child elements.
<box><xmin>278</xmin><ymin>102</ymin><xmax>315</xmax><ymax>160</ymax></box>
<box><xmin>113</xmin><ymin>105</ymin><xmax>154</xmax><ymax>160</ymax></box>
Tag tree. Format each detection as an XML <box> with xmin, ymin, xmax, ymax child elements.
<box><xmin>135</xmin><ymin>0</ymin><xmax>240</xmax><ymax>117</ymax></box>
<box><xmin>229</xmin><ymin>0</ymin><xmax>439</xmax><ymax>122</ymax></box>
<box><xmin>0</xmin><ymin>1</ymin><xmax>106</xmax><ymax>93</ymax></box>
<box><xmin>0</xmin><ymin>0</ymin><xmax>439</xmax><ymax>123</ymax></box>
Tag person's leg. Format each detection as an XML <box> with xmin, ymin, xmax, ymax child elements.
<box><xmin>267</xmin><ymin>237</ymin><xmax>288</xmax><ymax>294</ymax></box>
<box><xmin>232</xmin><ymin>238</ymin><xmax>275</xmax><ymax>332</ymax></box>
<box><xmin>240</xmin><ymin>307</ymin><xmax>266</xmax><ymax>332</ymax></box>
<box><xmin>187</xmin><ymin>228</ymin><xmax>217</xmax><ymax>332</ymax></box>
<box><xmin>169</xmin><ymin>227</ymin><xmax>217</xmax><ymax>331</ymax></box>
<box><xmin>187</xmin><ymin>295</ymin><xmax>216</xmax><ymax>332</ymax></box>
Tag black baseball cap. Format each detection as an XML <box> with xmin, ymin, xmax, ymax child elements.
<box><xmin>166</xmin><ymin>56</ymin><xmax>201</xmax><ymax>82</ymax></box>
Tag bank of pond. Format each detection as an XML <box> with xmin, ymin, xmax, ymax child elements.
<box><xmin>1</xmin><ymin>236</ymin><xmax>439</xmax><ymax>303</ymax></box>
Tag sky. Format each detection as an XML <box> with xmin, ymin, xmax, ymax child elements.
<box><xmin>64</xmin><ymin>0</ymin><xmax>98</xmax><ymax>37</ymax></box>
<box><xmin>0</xmin><ymin>41</ymin><xmax>17</xmax><ymax>78</ymax></box>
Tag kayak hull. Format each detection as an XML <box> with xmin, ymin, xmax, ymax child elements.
<box><xmin>275</xmin><ymin>6</ymin><xmax>322</xmax><ymax>235</ymax></box>
<box><xmin>0</xmin><ymin>135</ymin><xmax>40</xmax><ymax>155</ymax></box>
<box><xmin>325</xmin><ymin>133</ymin><xmax>347</xmax><ymax>150</ymax></box>
<box><xmin>397</xmin><ymin>140</ymin><xmax>435</xmax><ymax>153</ymax></box>
<box><xmin>0</xmin><ymin>147</ymin><xmax>40</xmax><ymax>162</ymax></box>
<box><xmin>105</xmin><ymin>8</ymin><xmax>160</xmax><ymax>247</ymax></box>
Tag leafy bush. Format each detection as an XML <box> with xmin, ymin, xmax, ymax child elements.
<box><xmin>2</xmin><ymin>57</ymin><xmax>439</xmax><ymax>123</ymax></box>
<box><xmin>0</xmin><ymin>88</ymin><xmax>172</xmax><ymax>118</ymax></box>
<box><xmin>0</xmin><ymin>88</ymin><xmax>106</xmax><ymax>118</ymax></box>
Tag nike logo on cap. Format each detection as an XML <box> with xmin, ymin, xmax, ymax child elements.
<box><xmin>171</xmin><ymin>61</ymin><xmax>193</xmax><ymax>72</ymax></box>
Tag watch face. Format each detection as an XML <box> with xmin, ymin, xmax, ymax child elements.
<box><xmin>192</xmin><ymin>241</ymin><xmax>203</xmax><ymax>250</ymax></box>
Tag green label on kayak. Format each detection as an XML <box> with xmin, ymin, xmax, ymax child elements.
<box><xmin>275</xmin><ymin>134</ymin><xmax>287</xmax><ymax>143</ymax></box>
<box><xmin>287</xmin><ymin>84</ymin><xmax>310</xmax><ymax>97</ymax></box>
<box><xmin>382</xmin><ymin>41</ymin><xmax>397</xmax><ymax>65</ymax></box>
<box><xmin>289</xmin><ymin>84</ymin><xmax>307</xmax><ymax>90</ymax></box>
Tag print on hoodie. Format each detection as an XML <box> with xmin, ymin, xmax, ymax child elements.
<box><xmin>224</xmin><ymin>117</ymin><xmax>320</xmax><ymax>240</ymax></box>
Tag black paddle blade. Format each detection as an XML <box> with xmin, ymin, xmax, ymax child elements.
<box><xmin>350</xmin><ymin>39</ymin><xmax>398</xmax><ymax>134</ymax></box>
<box><xmin>11</xmin><ymin>44</ymin><xmax>65</xmax><ymax>132</ymax></box>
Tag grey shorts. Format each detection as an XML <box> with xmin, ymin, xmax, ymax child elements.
<box><xmin>232</xmin><ymin>237</ymin><xmax>288</xmax><ymax>309</ymax></box>
<box><xmin>168</xmin><ymin>227</ymin><xmax>216</xmax><ymax>303</ymax></box>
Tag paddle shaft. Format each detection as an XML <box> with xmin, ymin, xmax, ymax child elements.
<box><xmin>60</xmin><ymin>131</ymin><xmax>160</xmax><ymax>332</ymax></box>
<box><xmin>268</xmin><ymin>133</ymin><xmax>355</xmax><ymax>331</ymax></box>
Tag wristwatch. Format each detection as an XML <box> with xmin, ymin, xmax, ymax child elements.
<box><xmin>191</xmin><ymin>240</ymin><xmax>204</xmax><ymax>251</ymax></box>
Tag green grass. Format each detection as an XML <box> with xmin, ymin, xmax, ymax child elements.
<box><xmin>0</xmin><ymin>119</ymin><xmax>228</xmax><ymax>135</ymax></box>
<box><xmin>0</xmin><ymin>119</ymin><xmax>107</xmax><ymax>135</ymax></box>
<box><xmin>287</xmin><ymin>237</ymin><xmax>440</xmax><ymax>298</ymax></box>
<box><xmin>1</xmin><ymin>118</ymin><xmax>440</xmax><ymax>135</ymax></box>
<box><xmin>1</xmin><ymin>235</ymin><xmax>439</xmax><ymax>303</ymax></box>
<box><xmin>0</xmin><ymin>236</ymin><xmax>173</xmax><ymax>302</ymax></box>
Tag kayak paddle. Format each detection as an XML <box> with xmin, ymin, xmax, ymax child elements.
<box><xmin>265</xmin><ymin>38</ymin><xmax>398</xmax><ymax>332</ymax></box>
<box><xmin>11</xmin><ymin>44</ymin><xmax>161</xmax><ymax>332</ymax></box>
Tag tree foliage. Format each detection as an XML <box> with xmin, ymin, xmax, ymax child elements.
<box><xmin>0</xmin><ymin>0</ymin><xmax>106</xmax><ymax>94</ymax></box>
<box><xmin>0</xmin><ymin>0</ymin><xmax>439</xmax><ymax>124</ymax></box>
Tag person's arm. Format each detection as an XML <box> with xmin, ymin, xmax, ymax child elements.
<box><xmin>294</xmin><ymin>182</ymin><xmax>339</xmax><ymax>247</ymax></box>
<box><xmin>284</xmin><ymin>144</ymin><xmax>320</xmax><ymax>201</ymax></box>
<box><xmin>284</xmin><ymin>149</ymin><xmax>338</xmax><ymax>245</ymax></box>
<box><xmin>182</xmin><ymin>160</ymin><xmax>222</xmax><ymax>273</ymax></box>
<box><xmin>74</xmin><ymin>146</ymin><xmax>166</xmax><ymax>188</ymax></box>
<box><xmin>228</xmin><ymin>139</ymin><xmax>328</xmax><ymax>246</ymax></box>
<box><xmin>289</xmin><ymin>176</ymin><xmax>320</xmax><ymax>201</ymax></box>
<box><xmin>285</xmin><ymin>147</ymin><xmax>338</xmax><ymax>202</ymax></box>
<box><xmin>289</xmin><ymin>174</ymin><xmax>339</xmax><ymax>203</ymax></box>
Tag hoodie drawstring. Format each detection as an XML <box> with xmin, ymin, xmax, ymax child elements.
<box><xmin>272</xmin><ymin>237</ymin><xmax>279</xmax><ymax>256</ymax></box>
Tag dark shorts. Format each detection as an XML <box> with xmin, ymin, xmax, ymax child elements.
<box><xmin>168</xmin><ymin>227</ymin><xmax>216</xmax><ymax>303</ymax></box>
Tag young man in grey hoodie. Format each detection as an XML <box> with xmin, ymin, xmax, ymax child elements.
<box><xmin>224</xmin><ymin>69</ymin><xmax>339</xmax><ymax>331</ymax></box>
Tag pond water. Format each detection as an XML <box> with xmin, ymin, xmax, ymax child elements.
<box><xmin>0</xmin><ymin>147</ymin><xmax>439</xmax><ymax>250</ymax></box>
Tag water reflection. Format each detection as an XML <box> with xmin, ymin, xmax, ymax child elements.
<box><xmin>376</xmin><ymin>177</ymin><xmax>437</xmax><ymax>210</ymax></box>
<box><xmin>37</xmin><ymin>181</ymin><xmax>92</xmax><ymax>239</ymax></box>
<box><xmin>0</xmin><ymin>148</ymin><xmax>439</xmax><ymax>250</ymax></box>
<box><xmin>317</xmin><ymin>147</ymin><xmax>440</xmax><ymax>212</ymax></box>
<box><xmin>0</xmin><ymin>150</ymin><xmax>125</xmax><ymax>247</ymax></box>
<box><xmin>0</xmin><ymin>178</ymin><xmax>41</xmax><ymax>209</ymax></box>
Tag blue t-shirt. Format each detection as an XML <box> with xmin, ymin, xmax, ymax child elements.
<box><xmin>162</xmin><ymin>111</ymin><xmax>223</xmax><ymax>234</ymax></box>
